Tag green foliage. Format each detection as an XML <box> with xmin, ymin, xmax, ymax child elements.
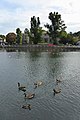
<box><xmin>59</xmin><ymin>31</ymin><xmax>68</xmax><ymax>44</ymax></box>
<box><xmin>45</xmin><ymin>12</ymin><xmax>67</xmax><ymax>44</ymax></box>
<box><xmin>66</xmin><ymin>33</ymin><xmax>75</xmax><ymax>44</ymax></box>
<box><xmin>30</xmin><ymin>16</ymin><xmax>42</xmax><ymax>44</ymax></box>
<box><xmin>72</xmin><ymin>37</ymin><xmax>79</xmax><ymax>44</ymax></box>
<box><xmin>73</xmin><ymin>31</ymin><xmax>80</xmax><ymax>37</ymax></box>
<box><xmin>24</xmin><ymin>28</ymin><xmax>29</xmax><ymax>34</ymax></box>
<box><xmin>6</xmin><ymin>32</ymin><xmax>16</xmax><ymax>45</ymax></box>
<box><xmin>60</xmin><ymin>31</ymin><xmax>67</xmax><ymax>38</ymax></box>
<box><xmin>0</xmin><ymin>35</ymin><xmax>5</xmax><ymax>39</ymax></box>
<box><xmin>16</xmin><ymin>28</ymin><xmax>22</xmax><ymax>44</ymax></box>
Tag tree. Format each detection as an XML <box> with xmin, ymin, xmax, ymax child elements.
<box><xmin>45</xmin><ymin>12</ymin><xmax>67</xmax><ymax>44</ymax></box>
<box><xmin>73</xmin><ymin>31</ymin><xmax>80</xmax><ymax>44</ymax></box>
<box><xmin>6</xmin><ymin>32</ymin><xmax>16</xmax><ymax>45</ymax></box>
<box><xmin>0</xmin><ymin>35</ymin><xmax>6</xmax><ymax>40</ymax></box>
<box><xmin>66</xmin><ymin>32</ymin><xmax>75</xmax><ymax>45</ymax></box>
<box><xmin>16</xmin><ymin>28</ymin><xmax>22</xmax><ymax>44</ymax></box>
<box><xmin>59</xmin><ymin>31</ymin><xmax>68</xmax><ymax>44</ymax></box>
<box><xmin>30</xmin><ymin>16</ymin><xmax>42</xmax><ymax>44</ymax></box>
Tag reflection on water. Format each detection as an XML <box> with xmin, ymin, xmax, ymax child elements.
<box><xmin>0</xmin><ymin>51</ymin><xmax>80</xmax><ymax>120</ymax></box>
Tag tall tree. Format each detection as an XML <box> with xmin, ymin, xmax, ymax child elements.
<box><xmin>30</xmin><ymin>16</ymin><xmax>42</xmax><ymax>44</ymax></box>
<box><xmin>45</xmin><ymin>12</ymin><xmax>67</xmax><ymax>44</ymax></box>
<box><xmin>16</xmin><ymin>28</ymin><xmax>22</xmax><ymax>44</ymax></box>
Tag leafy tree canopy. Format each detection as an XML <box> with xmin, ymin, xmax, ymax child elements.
<box><xmin>6</xmin><ymin>32</ymin><xmax>16</xmax><ymax>45</ymax></box>
<box><xmin>45</xmin><ymin>12</ymin><xmax>67</xmax><ymax>44</ymax></box>
<box><xmin>30</xmin><ymin>16</ymin><xmax>42</xmax><ymax>44</ymax></box>
<box><xmin>0</xmin><ymin>35</ymin><xmax>5</xmax><ymax>39</ymax></box>
<box><xmin>16</xmin><ymin>28</ymin><xmax>22</xmax><ymax>44</ymax></box>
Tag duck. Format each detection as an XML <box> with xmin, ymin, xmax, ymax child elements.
<box><xmin>20</xmin><ymin>88</ymin><xmax>26</xmax><ymax>92</ymax></box>
<box><xmin>56</xmin><ymin>79</ymin><xmax>62</xmax><ymax>84</ymax></box>
<box><xmin>22</xmin><ymin>104</ymin><xmax>31</xmax><ymax>110</ymax></box>
<box><xmin>34</xmin><ymin>81</ymin><xmax>43</xmax><ymax>88</ymax></box>
<box><xmin>53</xmin><ymin>88</ymin><xmax>61</xmax><ymax>95</ymax></box>
<box><xmin>18</xmin><ymin>82</ymin><xmax>26</xmax><ymax>88</ymax></box>
<box><xmin>24</xmin><ymin>93</ymin><xmax>35</xmax><ymax>99</ymax></box>
<box><xmin>17</xmin><ymin>82</ymin><xmax>26</xmax><ymax>92</ymax></box>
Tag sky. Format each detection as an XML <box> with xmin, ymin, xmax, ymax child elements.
<box><xmin>0</xmin><ymin>0</ymin><xmax>80</xmax><ymax>35</ymax></box>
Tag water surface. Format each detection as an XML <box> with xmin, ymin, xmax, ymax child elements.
<box><xmin>0</xmin><ymin>50</ymin><xmax>80</xmax><ymax>120</ymax></box>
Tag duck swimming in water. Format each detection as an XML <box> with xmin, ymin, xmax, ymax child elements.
<box><xmin>53</xmin><ymin>88</ymin><xmax>61</xmax><ymax>95</ymax></box>
<box><xmin>17</xmin><ymin>82</ymin><xmax>26</xmax><ymax>92</ymax></box>
<box><xmin>34</xmin><ymin>81</ymin><xmax>43</xmax><ymax>88</ymax></box>
<box><xmin>56</xmin><ymin>79</ymin><xmax>62</xmax><ymax>84</ymax></box>
<box><xmin>24</xmin><ymin>93</ymin><xmax>35</xmax><ymax>99</ymax></box>
<box><xmin>22</xmin><ymin>104</ymin><xmax>31</xmax><ymax>110</ymax></box>
<box><xmin>18</xmin><ymin>82</ymin><xmax>26</xmax><ymax>88</ymax></box>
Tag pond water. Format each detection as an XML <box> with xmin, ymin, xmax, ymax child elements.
<box><xmin>0</xmin><ymin>50</ymin><xmax>80</xmax><ymax>120</ymax></box>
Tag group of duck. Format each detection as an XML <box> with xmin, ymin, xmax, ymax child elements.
<box><xmin>17</xmin><ymin>81</ymin><xmax>43</xmax><ymax>110</ymax></box>
<box><xmin>17</xmin><ymin>79</ymin><xmax>62</xmax><ymax>110</ymax></box>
